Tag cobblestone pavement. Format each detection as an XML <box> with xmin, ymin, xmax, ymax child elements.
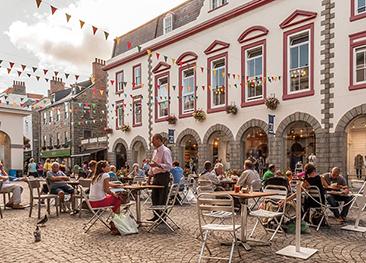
<box><xmin>0</xmin><ymin>182</ymin><xmax>365</xmax><ymax>263</ymax></box>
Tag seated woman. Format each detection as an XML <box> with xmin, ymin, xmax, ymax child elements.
<box><xmin>0</xmin><ymin>162</ymin><xmax>26</xmax><ymax>209</ymax></box>
<box><xmin>89</xmin><ymin>161</ymin><xmax>124</xmax><ymax>214</ymax></box>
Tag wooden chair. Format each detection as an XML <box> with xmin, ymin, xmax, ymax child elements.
<box><xmin>28</xmin><ymin>179</ymin><xmax>60</xmax><ymax>219</ymax></box>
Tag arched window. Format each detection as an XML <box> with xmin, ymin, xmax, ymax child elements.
<box><xmin>163</xmin><ymin>13</ymin><xmax>173</xmax><ymax>35</ymax></box>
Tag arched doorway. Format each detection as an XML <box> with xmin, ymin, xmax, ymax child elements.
<box><xmin>208</xmin><ymin>131</ymin><xmax>230</xmax><ymax>166</ymax></box>
<box><xmin>346</xmin><ymin>115</ymin><xmax>366</xmax><ymax>178</ymax></box>
<box><xmin>179</xmin><ymin>135</ymin><xmax>198</xmax><ymax>173</ymax></box>
<box><xmin>241</xmin><ymin>127</ymin><xmax>268</xmax><ymax>172</ymax></box>
<box><xmin>0</xmin><ymin>131</ymin><xmax>11</xmax><ymax>169</ymax></box>
<box><xmin>284</xmin><ymin>121</ymin><xmax>316</xmax><ymax>171</ymax></box>
<box><xmin>132</xmin><ymin>141</ymin><xmax>146</xmax><ymax>166</ymax></box>
<box><xmin>115</xmin><ymin>143</ymin><xmax>127</xmax><ymax>169</ymax></box>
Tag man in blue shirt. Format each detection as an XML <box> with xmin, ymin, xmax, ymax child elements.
<box><xmin>170</xmin><ymin>161</ymin><xmax>184</xmax><ymax>186</ymax></box>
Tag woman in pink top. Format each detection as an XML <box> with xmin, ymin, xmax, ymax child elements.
<box><xmin>89</xmin><ymin>161</ymin><xmax>123</xmax><ymax>214</ymax></box>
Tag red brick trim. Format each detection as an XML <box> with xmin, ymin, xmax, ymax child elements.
<box><xmin>350</xmin><ymin>0</ymin><xmax>366</xmax><ymax>21</ymax></box>
<box><xmin>349</xmin><ymin>30</ymin><xmax>366</xmax><ymax>90</ymax></box>
<box><xmin>204</xmin><ymin>40</ymin><xmax>230</xmax><ymax>55</ymax></box>
<box><xmin>179</xmin><ymin>63</ymin><xmax>197</xmax><ymax>118</ymax></box>
<box><xmin>152</xmin><ymin>62</ymin><xmax>171</xmax><ymax>74</ymax></box>
<box><xmin>282</xmin><ymin>23</ymin><xmax>315</xmax><ymax>101</ymax></box>
<box><xmin>238</xmin><ymin>26</ymin><xmax>269</xmax><ymax>44</ymax></box>
<box><xmin>132</xmin><ymin>64</ymin><xmax>142</xmax><ymax>89</ymax></box>
<box><xmin>279</xmin><ymin>10</ymin><xmax>317</xmax><ymax>29</ymax></box>
<box><xmin>132</xmin><ymin>95</ymin><xmax>143</xmax><ymax>127</ymax></box>
<box><xmin>103</xmin><ymin>0</ymin><xmax>275</xmax><ymax>70</ymax></box>
<box><xmin>241</xmin><ymin>39</ymin><xmax>266</xmax><ymax>107</ymax></box>
<box><xmin>176</xmin><ymin>51</ymin><xmax>198</xmax><ymax>65</ymax></box>
<box><xmin>207</xmin><ymin>52</ymin><xmax>228</xmax><ymax>113</ymax></box>
<box><xmin>155</xmin><ymin>72</ymin><xmax>170</xmax><ymax>122</ymax></box>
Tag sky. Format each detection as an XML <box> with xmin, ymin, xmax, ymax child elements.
<box><xmin>0</xmin><ymin>0</ymin><xmax>187</xmax><ymax>95</ymax></box>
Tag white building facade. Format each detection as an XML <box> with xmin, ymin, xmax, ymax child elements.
<box><xmin>104</xmin><ymin>0</ymin><xmax>366</xmax><ymax>177</ymax></box>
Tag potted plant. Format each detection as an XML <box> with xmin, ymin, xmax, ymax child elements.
<box><xmin>104</xmin><ymin>127</ymin><xmax>113</xmax><ymax>134</ymax></box>
<box><xmin>121</xmin><ymin>124</ymin><xmax>131</xmax><ymax>132</ymax></box>
<box><xmin>41</xmin><ymin>146</ymin><xmax>47</xmax><ymax>151</ymax></box>
<box><xmin>55</xmin><ymin>145</ymin><xmax>61</xmax><ymax>149</ymax></box>
<box><xmin>265</xmin><ymin>96</ymin><xmax>280</xmax><ymax>110</ymax></box>
<box><xmin>167</xmin><ymin>115</ymin><xmax>177</xmax><ymax>125</ymax></box>
<box><xmin>192</xmin><ymin>109</ymin><xmax>206</xmax><ymax>122</ymax></box>
<box><xmin>47</xmin><ymin>145</ymin><xmax>54</xmax><ymax>150</ymax></box>
<box><xmin>226</xmin><ymin>105</ymin><xmax>238</xmax><ymax>115</ymax></box>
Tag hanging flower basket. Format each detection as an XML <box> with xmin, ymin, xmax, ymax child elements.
<box><xmin>167</xmin><ymin>115</ymin><xmax>177</xmax><ymax>125</ymax></box>
<box><xmin>120</xmin><ymin>124</ymin><xmax>131</xmax><ymax>132</ymax></box>
<box><xmin>226</xmin><ymin>105</ymin><xmax>238</xmax><ymax>115</ymax></box>
<box><xmin>193</xmin><ymin>109</ymin><xmax>206</xmax><ymax>122</ymax></box>
<box><xmin>104</xmin><ymin>127</ymin><xmax>113</xmax><ymax>134</ymax></box>
<box><xmin>265</xmin><ymin>97</ymin><xmax>280</xmax><ymax>110</ymax></box>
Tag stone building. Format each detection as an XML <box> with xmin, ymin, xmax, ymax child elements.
<box><xmin>104</xmin><ymin>0</ymin><xmax>366</xmax><ymax>178</ymax></box>
<box><xmin>37</xmin><ymin>59</ymin><xmax>108</xmax><ymax>168</ymax></box>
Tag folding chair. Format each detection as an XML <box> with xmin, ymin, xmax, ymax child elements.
<box><xmin>79</xmin><ymin>186</ymin><xmax>114</xmax><ymax>233</ymax></box>
<box><xmin>176</xmin><ymin>177</ymin><xmax>190</xmax><ymax>206</ymax></box>
<box><xmin>147</xmin><ymin>184</ymin><xmax>180</xmax><ymax>232</ymax></box>
<box><xmin>249</xmin><ymin>185</ymin><xmax>288</xmax><ymax>241</ymax></box>
<box><xmin>302</xmin><ymin>185</ymin><xmax>327</xmax><ymax>231</ymax></box>
<box><xmin>350</xmin><ymin>179</ymin><xmax>366</xmax><ymax>211</ymax></box>
<box><xmin>75</xmin><ymin>179</ymin><xmax>91</xmax><ymax>218</ymax></box>
<box><xmin>197</xmin><ymin>193</ymin><xmax>241</xmax><ymax>263</ymax></box>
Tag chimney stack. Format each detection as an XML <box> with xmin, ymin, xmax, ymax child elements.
<box><xmin>12</xmin><ymin>81</ymin><xmax>26</xmax><ymax>95</ymax></box>
<box><xmin>49</xmin><ymin>77</ymin><xmax>65</xmax><ymax>96</ymax></box>
<box><xmin>92</xmin><ymin>58</ymin><xmax>107</xmax><ymax>84</ymax></box>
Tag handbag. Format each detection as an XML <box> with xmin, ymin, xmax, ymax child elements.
<box><xmin>112</xmin><ymin>214</ymin><xmax>138</xmax><ymax>235</ymax></box>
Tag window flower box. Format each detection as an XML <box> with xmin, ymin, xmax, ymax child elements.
<box><xmin>167</xmin><ymin>115</ymin><xmax>177</xmax><ymax>125</ymax></box>
<box><xmin>265</xmin><ymin>97</ymin><xmax>280</xmax><ymax>110</ymax></box>
<box><xmin>192</xmin><ymin>109</ymin><xmax>206</xmax><ymax>122</ymax></box>
<box><xmin>121</xmin><ymin>124</ymin><xmax>131</xmax><ymax>132</ymax></box>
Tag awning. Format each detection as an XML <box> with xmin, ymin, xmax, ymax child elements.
<box><xmin>71</xmin><ymin>148</ymin><xmax>107</xmax><ymax>158</ymax></box>
<box><xmin>40</xmin><ymin>149</ymin><xmax>71</xmax><ymax>158</ymax></box>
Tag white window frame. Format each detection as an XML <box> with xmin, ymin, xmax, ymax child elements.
<box><xmin>210</xmin><ymin>0</ymin><xmax>227</xmax><ymax>10</ymax></box>
<box><xmin>182</xmin><ymin>67</ymin><xmax>195</xmax><ymax>114</ymax></box>
<box><xmin>354</xmin><ymin>45</ymin><xmax>366</xmax><ymax>85</ymax></box>
<box><xmin>56</xmin><ymin>109</ymin><xmax>61</xmax><ymax>122</ymax></box>
<box><xmin>64</xmin><ymin>102</ymin><xmax>69</xmax><ymax>119</ymax></box>
<box><xmin>133</xmin><ymin>65</ymin><xmax>142</xmax><ymax>87</ymax></box>
<box><xmin>116</xmin><ymin>103</ymin><xmax>124</xmax><ymax>128</ymax></box>
<box><xmin>163</xmin><ymin>13</ymin><xmax>173</xmax><ymax>35</ymax></box>
<box><xmin>133</xmin><ymin>98</ymin><xmax>142</xmax><ymax>125</ymax></box>
<box><xmin>356</xmin><ymin>0</ymin><xmax>366</xmax><ymax>15</ymax></box>
<box><xmin>245</xmin><ymin>45</ymin><xmax>264</xmax><ymax>101</ymax></box>
<box><xmin>211</xmin><ymin>58</ymin><xmax>226</xmax><ymax>108</ymax></box>
<box><xmin>116</xmin><ymin>71</ymin><xmax>124</xmax><ymax>92</ymax></box>
<box><xmin>157</xmin><ymin>76</ymin><xmax>169</xmax><ymax>119</ymax></box>
<box><xmin>287</xmin><ymin>29</ymin><xmax>311</xmax><ymax>94</ymax></box>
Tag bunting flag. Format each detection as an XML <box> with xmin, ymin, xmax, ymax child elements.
<box><xmin>115</xmin><ymin>37</ymin><xmax>121</xmax><ymax>45</ymax></box>
<box><xmin>17</xmin><ymin>71</ymin><xmax>22</xmax><ymax>77</ymax></box>
<box><xmin>163</xmin><ymin>56</ymin><xmax>168</xmax><ymax>62</ymax></box>
<box><xmin>36</xmin><ymin>76</ymin><xmax>40</xmax><ymax>81</ymax></box>
<box><xmin>171</xmin><ymin>58</ymin><xmax>176</xmax><ymax>65</ymax></box>
<box><xmin>35</xmin><ymin>0</ymin><xmax>42</xmax><ymax>8</ymax></box>
<box><xmin>45</xmin><ymin>78</ymin><xmax>49</xmax><ymax>82</ymax></box>
<box><xmin>104</xmin><ymin>31</ymin><xmax>109</xmax><ymax>40</ymax></box>
<box><xmin>54</xmin><ymin>71</ymin><xmax>59</xmax><ymax>76</ymax></box>
<box><xmin>66</xmin><ymin>13</ymin><xmax>71</xmax><ymax>23</ymax></box>
<box><xmin>172</xmin><ymin>85</ymin><xmax>176</xmax><ymax>91</ymax></box>
<box><xmin>79</xmin><ymin>20</ymin><xmax>85</xmax><ymax>29</ymax></box>
<box><xmin>9</xmin><ymin>62</ymin><xmax>14</xmax><ymax>68</ymax></box>
<box><xmin>100</xmin><ymin>89</ymin><xmax>104</xmax><ymax>95</ymax></box>
<box><xmin>200</xmin><ymin>67</ymin><xmax>204</xmax><ymax>73</ymax></box>
<box><xmin>7</xmin><ymin>68</ymin><xmax>11</xmax><ymax>74</ymax></box>
<box><xmin>156</xmin><ymin>53</ymin><xmax>160</xmax><ymax>60</ymax></box>
<box><xmin>32</xmin><ymin>67</ymin><xmax>37</xmax><ymax>72</ymax></box>
<box><xmin>65</xmin><ymin>73</ymin><xmax>70</xmax><ymax>79</ymax></box>
<box><xmin>51</xmin><ymin>6</ymin><xmax>57</xmax><ymax>15</ymax></box>
<box><xmin>110</xmin><ymin>80</ymin><xmax>115</xmax><ymax>86</ymax></box>
<box><xmin>0</xmin><ymin>60</ymin><xmax>2</xmax><ymax>65</ymax></box>
<box><xmin>21</xmin><ymin>64</ymin><xmax>26</xmax><ymax>71</ymax></box>
<box><xmin>127</xmin><ymin>41</ymin><xmax>132</xmax><ymax>49</ymax></box>
<box><xmin>43</xmin><ymin>69</ymin><xmax>48</xmax><ymax>75</ymax></box>
<box><xmin>27</xmin><ymin>73</ymin><xmax>31</xmax><ymax>78</ymax></box>
<box><xmin>137</xmin><ymin>46</ymin><xmax>142</xmax><ymax>52</ymax></box>
<box><xmin>75</xmin><ymin>75</ymin><xmax>80</xmax><ymax>81</ymax></box>
<box><xmin>92</xmin><ymin>26</ymin><xmax>98</xmax><ymax>35</ymax></box>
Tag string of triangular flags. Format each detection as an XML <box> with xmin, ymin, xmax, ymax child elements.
<box><xmin>0</xmin><ymin>59</ymin><xmax>83</xmax><ymax>82</ymax></box>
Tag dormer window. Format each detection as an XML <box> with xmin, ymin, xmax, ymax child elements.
<box><xmin>210</xmin><ymin>0</ymin><xmax>228</xmax><ymax>11</ymax></box>
<box><xmin>163</xmin><ymin>13</ymin><xmax>173</xmax><ymax>35</ymax></box>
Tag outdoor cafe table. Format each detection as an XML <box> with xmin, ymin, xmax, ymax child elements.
<box><xmin>120</xmin><ymin>184</ymin><xmax>164</xmax><ymax>224</ymax></box>
<box><xmin>213</xmin><ymin>191</ymin><xmax>279</xmax><ymax>251</ymax></box>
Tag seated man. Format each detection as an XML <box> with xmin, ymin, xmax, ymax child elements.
<box><xmin>237</xmin><ymin>160</ymin><xmax>261</xmax><ymax>191</ymax></box>
<box><xmin>322</xmin><ymin>167</ymin><xmax>353</xmax><ymax>222</ymax></box>
<box><xmin>213</xmin><ymin>162</ymin><xmax>225</xmax><ymax>180</ymax></box>
<box><xmin>170</xmin><ymin>161</ymin><xmax>184</xmax><ymax>187</ymax></box>
<box><xmin>0</xmin><ymin>163</ymin><xmax>26</xmax><ymax>209</ymax></box>
<box><xmin>199</xmin><ymin>161</ymin><xmax>220</xmax><ymax>191</ymax></box>
<box><xmin>47</xmin><ymin>162</ymin><xmax>75</xmax><ymax>210</ymax></box>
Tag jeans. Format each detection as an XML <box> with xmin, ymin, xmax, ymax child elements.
<box><xmin>326</xmin><ymin>194</ymin><xmax>353</xmax><ymax>218</ymax></box>
<box><xmin>1</xmin><ymin>183</ymin><xmax>23</xmax><ymax>205</ymax></box>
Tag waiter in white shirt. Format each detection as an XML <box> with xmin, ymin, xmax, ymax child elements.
<box><xmin>148</xmin><ymin>134</ymin><xmax>172</xmax><ymax>221</ymax></box>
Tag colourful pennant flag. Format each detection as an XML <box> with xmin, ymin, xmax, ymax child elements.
<box><xmin>137</xmin><ymin>46</ymin><xmax>142</xmax><ymax>52</ymax></box>
<box><xmin>127</xmin><ymin>41</ymin><xmax>132</xmax><ymax>49</ymax></box>
<box><xmin>54</xmin><ymin>71</ymin><xmax>59</xmax><ymax>76</ymax></box>
<box><xmin>66</xmin><ymin>13</ymin><xmax>71</xmax><ymax>22</ymax></box>
<box><xmin>50</xmin><ymin>6</ymin><xmax>57</xmax><ymax>15</ymax></box>
<box><xmin>45</xmin><ymin>78</ymin><xmax>49</xmax><ymax>82</ymax></box>
<box><xmin>0</xmin><ymin>60</ymin><xmax>2</xmax><ymax>65</ymax></box>
<box><xmin>35</xmin><ymin>0</ymin><xmax>42</xmax><ymax>8</ymax></box>
<box><xmin>36</xmin><ymin>76</ymin><xmax>40</xmax><ymax>81</ymax></box>
<box><xmin>156</xmin><ymin>53</ymin><xmax>160</xmax><ymax>60</ymax></box>
<box><xmin>65</xmin><ymin>73</ymin><xmax>69</xmax><ymax>79</ymax></box>
<box><xmin>100</xmin><ymin>90</ymin><xmax>104</xmax><ymax>96</ymax></box>
<box><xmin>43</xmin><ymin>69</ymin><xmax>48</xmax><ymax>75</ymax></box>
<box><xmin>163</xmin><ymin>56</ymin><xmax>168</xmax><ymax>62</ymax></box>
<box><xmin>104</xmin><ymin>31</ymin><xmax>109</xmax><ymax>40</ymax></box>
<box><xmin>79</xmin><ymin>20</ymin><xmax>85</xmax><ymax>29</ymax></box>
<box><xmin>21</xmin><ymin>65</ymin><xmax>26</xmax><ymax>71</ymax></box>
<box><xmin>7</xmin><ymin>68</ymin><xmax>11</xmax><ymax>74</ymax></box>
<box><xmin>75</xmin><ymin>75</ymin><xmax>79</xmax><ymax>81</ymax></box>
<box><xmin>27</xmin><ymin>73</ymin><xmax>31</xmax><ymax>78</ymax></box>
<box><xmin>32</xmin><ymin>67</ymin><xmax>37</xmax><ymax>72</ymax></box>
<box><xmin>115</xmin><ymin>37</ymin><xmax>121</xmax><ymax>45</ymax></box>
<box><xmin>200</xmin><ymin>67</ymin><xmax>204</xmax><ymax>73</ymax></box>
<box><xmin>92</xmin><ymin>26</ymin><xmax>98</xmax><ymax>35</ymax></box>
<box><xmin>110</xmin><ymin>80</ymin><xmax>115</xmax><ymax>86</ymax></box>
<box><xmin>9</xmin><ymin>62</ymin><xmax>14</xmax><ymax>68</ymax></box>
<box><xmin>17</xmin><ymin>71</ymin><xmax>22</xmax><ymax>77</ymax></box>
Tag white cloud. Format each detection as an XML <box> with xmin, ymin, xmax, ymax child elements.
<box><xmin>5</xmin><ymin>0</ymin><xmax>186</xmax><ymax>76</ymax></box>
